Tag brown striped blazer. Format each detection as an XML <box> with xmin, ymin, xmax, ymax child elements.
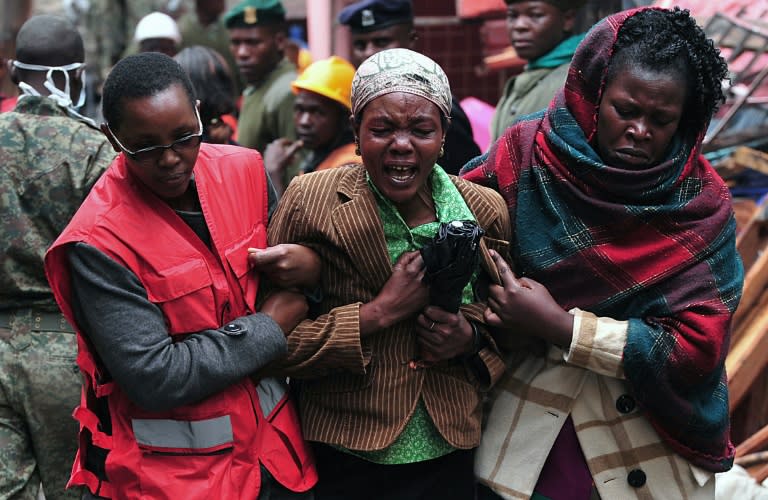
<box><xmin>267</xmin><ymin>164</ymin><xmax>512</xmax><ymax>451</ymax></box>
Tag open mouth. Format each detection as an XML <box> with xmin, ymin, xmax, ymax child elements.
<box><xmin>386</xmin><ymin>164</ymin><xmax>418</xmax><ymax>184</ymax></box>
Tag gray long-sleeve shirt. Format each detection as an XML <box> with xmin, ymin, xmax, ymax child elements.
<box><xmin>66</xmin><ymin>178</ymin><xmax>285</xmax><ymax>412</ymax></box>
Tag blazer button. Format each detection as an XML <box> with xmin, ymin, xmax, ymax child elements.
<box><xmin>223</xmin><ymin>323</ymin><xmax>245</xmax><ymax>336</ymax></box>
<box><xmin>616</xmin><ymin>394</ymin><xmax>636</xmax><ymax>414</ymax></box>
<box><xmin>627</xmin><ymin>469</ymin><xmax>646</xmax><ymax>488</ymax></box>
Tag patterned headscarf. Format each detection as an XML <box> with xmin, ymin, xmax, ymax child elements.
<box><xmin>350</xmin><ymin>48</ymin><xmax>451</xmax><ymax>118</ymax></box>
<box><xmin>462</xmin><ymin>8</ymin><xmax>742</xmax><ymax>472</ymax></box>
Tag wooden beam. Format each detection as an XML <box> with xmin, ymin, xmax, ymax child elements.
<box><xmin>736</xmin><ymin>423</ymin><xmax>768</xmax><ymax>457</ymax></box>
<box><xmin>727</xmin><ymin>290</ymin><xmax>768</xmax><ymax>411</ymax></box>
<box><xmin>733</xmin><ymin>296</ymin><xmax>763</xmax><ymax>347</ymax></box>
<box><xmin>754</xmin><ymin>463</ymin><xmax>768</xmax><ymax>483</ymax></box>
<box><xmin>734</xmin><ymin>198</ymin><xmax>761</xmax><ymax>268</ymax></box>
<box><xmin>733</xmin><ymin>251</ymin><xmax>768</xmax><ymax>331</ymax></box>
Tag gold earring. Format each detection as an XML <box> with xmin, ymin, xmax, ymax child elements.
<box><xmin>355</xmin><ymin>140</ymin><xmax>361</xmax><ymax>156</ymax></box>
<box><xmin>439</xmin><ymin>144</ymin><xmax>445</xmax><ymax>158</ymax></box>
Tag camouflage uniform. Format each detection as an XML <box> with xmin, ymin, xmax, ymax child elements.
<box><xmin>0</xmin><ymin>96</ymin><xmax>114</xmax><ymax>500</ymax></box>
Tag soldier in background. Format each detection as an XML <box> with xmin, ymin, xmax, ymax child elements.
<box><xmin>225</xmin><ymin>0</ymin><xmax>300</xmax><ymax>187</ymax></box>
<box><xmin>0</xmin><ymin>14</ymin><xmax>114</xmax><ymax>500</ymax></box>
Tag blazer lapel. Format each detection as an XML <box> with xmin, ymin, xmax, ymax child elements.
<box><xmin>331</xmin><ymin>167</ymin><xmax>393</xmax><ymax>292</ymax></box>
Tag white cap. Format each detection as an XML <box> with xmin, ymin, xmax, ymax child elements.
<box><xmin>134</xmin><ymin>12</ymin><xmax>181</xmax><ymax>45</ymax></box>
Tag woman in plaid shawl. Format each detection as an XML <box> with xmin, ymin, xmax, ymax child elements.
<box><xmin>462</xmin><ymin>7</ymin><xmax>743</xmax><ymax>500</ymax></box>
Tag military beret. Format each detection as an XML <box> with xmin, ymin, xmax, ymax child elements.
<box><xmin>505</xmin><ymin>0</ymin><xmax>586</xmax><ymax>9</ymax></box>
<box><xmin>224</xmin><ymin>0</ymin><xmax>286</xmax><ymax>29</ymax></box>
<box><xmin>338</xmin><ymin>0</ymin><xmax>413</xmax><ymax>34</ymax></box>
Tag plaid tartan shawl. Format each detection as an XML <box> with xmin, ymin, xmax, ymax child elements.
<box><xmin>462</xmin><ymin>8</ymin><xmax>743</xmax><ymax>472</ymax></box>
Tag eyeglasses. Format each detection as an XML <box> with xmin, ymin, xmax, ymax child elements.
<box><xmin>106</xmin><ymin>108</ymin><xmax>204</xmax><ymax>164</ymax></box>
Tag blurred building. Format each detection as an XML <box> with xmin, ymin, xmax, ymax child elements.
<box><xmin>0</xmin><ymin>0</ymin><xmax>32</xmax><ymax>98</ymax></box>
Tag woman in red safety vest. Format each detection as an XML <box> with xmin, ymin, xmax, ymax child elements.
<box><xmin>45</xmin><ymin>52</ymin><xmax>318</xmax><ymax>500</ymax></box>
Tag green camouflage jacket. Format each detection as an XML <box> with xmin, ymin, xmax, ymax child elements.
<box><xmin>0</xmin><ymin>96</ymin><xmax>115</xmax><ymax>311</ymax></box>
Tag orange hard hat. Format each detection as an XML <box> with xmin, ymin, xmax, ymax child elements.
<box><xmin>291</xmin><ymin>56</ymin><xmax>355</xmax><ymax>110</ymax></box>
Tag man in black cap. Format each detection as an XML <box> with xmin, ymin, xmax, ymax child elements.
<box><xmin>225</xmin><ymin>0</ymin><xmax>301</xmax><ymax>186</ymax></box>
<box><xmin>338</xmin><ymin>0</ymin><xmax>481</xmax><ymax>175</ymax></box>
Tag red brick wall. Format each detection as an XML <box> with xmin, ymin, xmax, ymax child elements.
<box><xmin>415</xmin><ymin>20</ymin><xmax>512</xmax><ymax>106</ymax></box>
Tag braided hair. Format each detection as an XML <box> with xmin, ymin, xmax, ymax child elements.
<box><xmin>606</xmin><ymin>7</ymin><xmax>729</xmax><ymax>135</ymax></box>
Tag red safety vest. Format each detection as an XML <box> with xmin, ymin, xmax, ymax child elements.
<box><xmin>45</xmin><ymin>144</ymin><xmax>316</xmax><ymax>499</ymax></box>
<box><xmin>0</xmin><ymin>95</ymin><xmax>16</xmax><ymax>113</ymax></box>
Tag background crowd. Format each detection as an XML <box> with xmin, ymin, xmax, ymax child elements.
<box><xmin>0</xmin><ymin>0</ymin><xmax>763</xmax><ymax>499</ymax></box>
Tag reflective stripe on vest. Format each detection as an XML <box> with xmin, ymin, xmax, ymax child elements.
<box><xmin>257</xmin><ymin>377</ymin><xmax>287</xmax><ymax>418</ymax></box>
<box><xmin>132</xmin><ymin>415</ymin><xmax>233</xmax><ymax>450</ymax></box>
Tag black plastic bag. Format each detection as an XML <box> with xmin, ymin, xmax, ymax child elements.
<box><xmin>419</xmin><ymin>220</ymin><xmax>485</xmax><ymax>313</ymax></box>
